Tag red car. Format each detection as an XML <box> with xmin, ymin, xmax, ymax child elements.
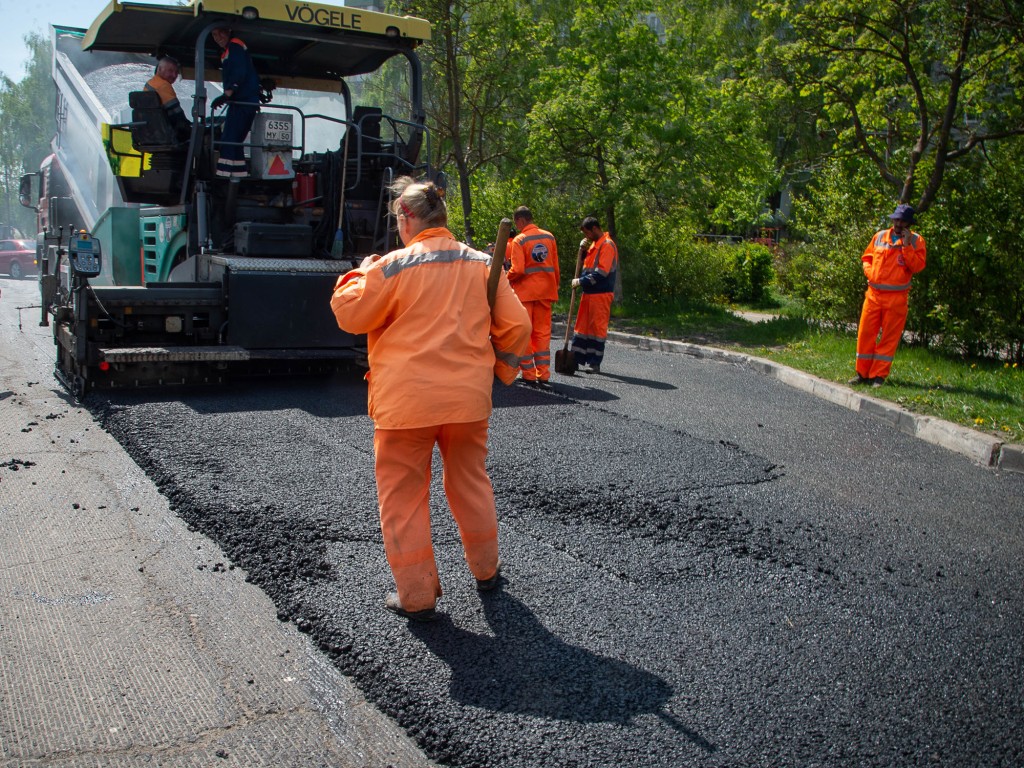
<box><xmin>0</xmin><ymin>239</ymin><xmax>37</xmax><ymax>279</ymax></box>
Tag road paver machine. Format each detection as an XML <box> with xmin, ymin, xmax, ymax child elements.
<box><xmin>20</xmin><ymin>0</ymin><xmax>434</xmax><ymax>395</ymax></box>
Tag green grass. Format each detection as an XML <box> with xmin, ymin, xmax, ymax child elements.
<box><xmin>606</xmin><ymin>299</ymin><xmax>1024</xmax><ymax>445</ymax></box>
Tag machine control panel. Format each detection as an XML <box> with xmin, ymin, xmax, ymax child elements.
<box><xmin>68</xmin><ymin>232</ymin><xmax>101</xmax><ymax>278</ymax></box>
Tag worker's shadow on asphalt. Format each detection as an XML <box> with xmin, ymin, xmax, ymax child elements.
<box><xmin>493</xmin><ymin>370</ymin><xmax>677</xmax><ymax>405</ymax></box>
<box><xmin>410</xmin><ymin>590</ymin><xmax>715</xmax><ymax>752</ymax></box>
<box><xmin>584</xmin><ymin>371</ymin><xmax>678</xmax><ymax>390</ymax></box>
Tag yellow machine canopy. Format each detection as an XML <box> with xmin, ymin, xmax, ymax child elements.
<box><xmin>83</xmin><ymin>0</ymin><xmax>431</xmax><ymax>86</ymax></box>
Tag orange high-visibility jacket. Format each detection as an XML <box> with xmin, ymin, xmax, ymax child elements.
<box><xmin>144</xmin><ymin>75</ymin><xmax>188</xmax><ymax>125</ymax></box>
<box><xmin>508</xmin><ymin>224</ymin><xmax>559</xmax><ymax>302</ymax></box>
<box><xmin>862</xmin><ymin>227</ymin><xmax>926</xmax><ymax>298</ymax></box>
<box><xmin>330</xmin><ymin>227</ymin><xmax>531</xmax><ymax>430</ymax></box>
<box><xmin>579</xmin><ymin>232</ymin><xmax>618</xmax><ymax>293</ymax></box>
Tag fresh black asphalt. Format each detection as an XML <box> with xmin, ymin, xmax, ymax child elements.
<box><xmin>91</xmin><ymin>345</ymin><xmax>1024</xmax><ymax>767</ymax></box>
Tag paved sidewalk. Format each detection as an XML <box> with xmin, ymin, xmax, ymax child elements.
<box><xmin>1</xmin><ymin>277</ymin><xmax>436</xmax><ymax>767</ymax></box>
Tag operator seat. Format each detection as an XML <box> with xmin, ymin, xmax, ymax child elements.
<box><xmin>118</xmin><ymin>90</ymin><xmax>188</xmax><ymax>205</ymax></box>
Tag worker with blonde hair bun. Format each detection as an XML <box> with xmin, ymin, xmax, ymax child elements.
<box><xmin>330</xmin><ymin>176</ymin><xmax>531</xmax><ymax>621</ymax></box>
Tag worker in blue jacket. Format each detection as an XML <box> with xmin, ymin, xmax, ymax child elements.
<box><xmin>210</xmin><ymin>26</ymin><xmax>260</xmax><ymax>177</ymax></box>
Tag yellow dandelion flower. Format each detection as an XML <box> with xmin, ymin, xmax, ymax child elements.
<box><xmin>974</xmin><ymin>417</ymin><xmax>985</xmax><ymax>425</ymax></box>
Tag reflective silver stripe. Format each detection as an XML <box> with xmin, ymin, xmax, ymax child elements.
<box><xmin>876</xmin><ymin>231</ymin><xmax>918</xmax><ymax>249</ymax></box>
<box><xmin>868</xmin><ymin>280</ymin><xmax>911</xmax><ymax>291</ymax></box>
<box><xmin>856</xmin><ymin>353</ymin><xmax>894</xmax><ymax>362</ymax></box>
<box><xmin>523</xmin><ymin>265</ymin><xmax>556</xmax><ymax>274</ymax></box>
<box><xmin>520</xmin><ymin>234</ymin><xmax>551</xmax><ymax>245</ymax></box>
<box><xmin>381</xmin><ymin>248</ymin><xmax>488</xmax><ymax>279</ymax></box>
<box><xmin>494</xmin><ymin>347</ymin><xmax>520</xmax><ymax>368</ymax></box>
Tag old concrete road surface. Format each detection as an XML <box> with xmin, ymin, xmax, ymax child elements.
<box><xmin>6</xmin><ymin>274</ymin><xmax>1024</xmax><ymax>767</ymax></box>
<box><xmin>1</xmin><ymin>277</ymin><xmax>437</xmax><ymax>766</ymax></box>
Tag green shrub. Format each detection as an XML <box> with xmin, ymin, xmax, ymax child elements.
<box><xmin>723</xmin><ymin>242</ymin><xmax>774</xmax><ymax>303</ymax></box>
<box><xmin>625</xmin><ymin>217</ymin><xmax>730</xmax><ymax>305</ymax></box>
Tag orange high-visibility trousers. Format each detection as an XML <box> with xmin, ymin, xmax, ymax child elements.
<box><xmin>571</xmin><ymin>292</ymin><xmax>613</xmax><ymax>367</ymax></box>
<box><xmin>855</xmin><ymin>289</ymin><xmax>909</xmax><ymax>380</ymax></box>
<box><xmin>373</xmin><ymin>419</ymin><xmax>499</xmax><ymax>612</ymax></box>
<box><xmin>519</xmin><ymin>300</ymin><xmax>553</xmax><ymax>382</ymax></box>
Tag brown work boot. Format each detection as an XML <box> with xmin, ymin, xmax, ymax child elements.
<box><xmin>847</xmin><ymin>374</ymin><xmax>869</xmax><ymax>386</ymax></box>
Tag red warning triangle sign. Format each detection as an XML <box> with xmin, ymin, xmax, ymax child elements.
<box><xmin>267</xmin><ymin>154</ymin><xmax>288</xmax><ymax>175</ymax></box>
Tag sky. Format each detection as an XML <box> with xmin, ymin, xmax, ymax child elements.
<box><xmin>0</xmin><ymin>0</ymin><xmax>118</xmax><ymax>82</ymax></box>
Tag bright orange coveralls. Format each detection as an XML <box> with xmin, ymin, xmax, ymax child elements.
<box><xmin>508</xmin><ymin>223</ymin><xmax>559</xmax><ymax>382</ymax></box>
<box><xmin>330</xmin><ymin>227</ymin><xmax>531</xmax><ymax>612</ymax></box>
<box><xmin>856</xmin><ymin>227</ymin><xmax>927</xmax><ymax>380</ymax></box>
<box><xmin>571</xmin><ymin>232</ymin><xmax>618</xmax><ymax>368</ymax></box>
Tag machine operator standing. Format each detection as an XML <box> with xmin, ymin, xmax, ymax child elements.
<box><xmin>330</xmin><ymin>177</ymin><xmax>531</xmax><ymax>621</ymax></box>
<box><xmin>210</xmin><ymin>25</ymin><xmax>260</xmax><ymax>177</ymax></box>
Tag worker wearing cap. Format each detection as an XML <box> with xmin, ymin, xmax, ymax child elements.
<box><xmin>330</xmin><ymin>177</ymin><xmax>531</xmax><ymax>622</ymax></box>
<box><xmin>849</xmin><ymin>203</ymin><xmax>927</xmax><ymax>387</ymax></box>
<box><xmin>508</xmin><ymin>206</ymin><xmax>559</xmax><ymax>389</ymax></box>
<box><xmin>570</xmin><ymin>216</ymin><xmax>618</xmax><ymax>374</ymax></box>
<box><xmin>144</xmin><ymin>56</ymin><xmax>191</xmax><ymax>141</ymax></box>
<box><xmin>210</xmin><ymin>26</ymin><xmax>260</xmax><ymax>177</ymax></box>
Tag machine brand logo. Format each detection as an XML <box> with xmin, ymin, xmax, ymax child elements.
<box><xmin>285</xmin><ymin>4</ymin><xmax>363</xmax><ymax>30</ymax></box>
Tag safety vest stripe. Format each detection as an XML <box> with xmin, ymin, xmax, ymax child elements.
<box><xmin>875</xmin><ymin>233</ymin><xmax>918</xmax><ymax>249</ymax></box>
<box><xmin>592</xmin><ymin>252</ymin><xmax>618</xmax><ymax>277</ymax></box>
<box><xmin>494</xmin><ymin>347</ymin><xmax>521</xmax><ymax>368</ymax></box>
<box><xmin>520</xmin><ymin>234</ymin><xmax>552</xmax><ymax>245</ymax></box>
<box><xmin>381</xmin><ymin>248</ymin><xmax>489</xmax><ymax>279</ymax></box>
<box><xmin>523</xmin><ymin>265</ymin><xmax>555</xmax><ymax>274</ymax></box>
<box><xmin>856</xmin><ymin>352</ymin><xmax>895</xmax><ymax>362</ymax></box>
<box><xmin>868</xmin><ymin>280</ymin><xmax>911</xmax><ymax>291</ymax></box>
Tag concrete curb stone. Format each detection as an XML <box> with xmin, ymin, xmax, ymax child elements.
<box><xmin>599</xmin><ymin>327</ymin><xmax>1019</xmax><ymax>474</ymax></box>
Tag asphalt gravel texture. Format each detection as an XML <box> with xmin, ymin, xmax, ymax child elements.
<box><xmin>89</xmin><ymin>345</ymin><xmax>1024</xmax><ymax>768</ymax></box>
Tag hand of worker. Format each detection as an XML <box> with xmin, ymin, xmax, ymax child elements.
<box><xmin>579</xmin><ymin>238</ymin><xmax>591</xmax><ymax>250</ymax></box>
<box><xmin>571</xmin><ymin>278</ymin><xmax>581</xmax><ymax>289</ymax></box>
<box><xmin>210</xmin><ymin>95</ymin><xmax>228</xmax><ymax>111</ymax></box>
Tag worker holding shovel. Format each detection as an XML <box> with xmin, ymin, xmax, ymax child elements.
<box><xmin>330</xmin><ymin>177</ymin><xmax>531</xmax><ymax>622</ymax></box>
<box><xmin>570</xmin><ymin>216</ymin><xmax>618</xmax><ymax>374</ymax></box>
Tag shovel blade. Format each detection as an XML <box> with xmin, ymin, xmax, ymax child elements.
<box><xmin>554</xmin><ymin>348</ymin><xmax>577</xmax><ymax>375</ymax></box>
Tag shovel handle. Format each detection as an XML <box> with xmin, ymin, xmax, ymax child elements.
<box><xmin>563</xmin><ymin>241</ymin><xmax>587</xmax><ymax>346</ymax></box>
<box><xmin>488</xmin><ymin>218</ymin><xmax>512</xmax><ymax>310</ymax></box>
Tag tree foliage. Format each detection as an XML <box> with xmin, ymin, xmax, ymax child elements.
<box><xmin>756</xmin><ymin>0</ymin><xmax>1024</xmax><ymax>213</ymax></box>
<box><xmin>2</xmin><ymin>3</ymin><xmax>1021</xmax><ymax>357</ymax></box>
<box><xmin>0</xmin><ymin>32</ymin><xmax>54</xmax><ymax>235</ymax></box>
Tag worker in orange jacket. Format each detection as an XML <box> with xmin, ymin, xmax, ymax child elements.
<box><xmin>144</xmin><ymin>56</ymin><xmax>191</xmax><ymax>141</ymax></box>
<box><xmin>849</xmin><ymin>203</ymin><xmax>927</xmax><ymax>387</ymax></box>
<box><xmin>330</xmin><ymin>177</ymin><xmax>531</xmax><ymax>622</ymax></box>
<box><xmin>508</xmin><ymin>206</ymin><xmax>559</xmax><ymax>389</ymax></box>
<box><xmin>570</xmin><ymin>216</ymin><xmax>618</xmax><ymax>374</ymax></box>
